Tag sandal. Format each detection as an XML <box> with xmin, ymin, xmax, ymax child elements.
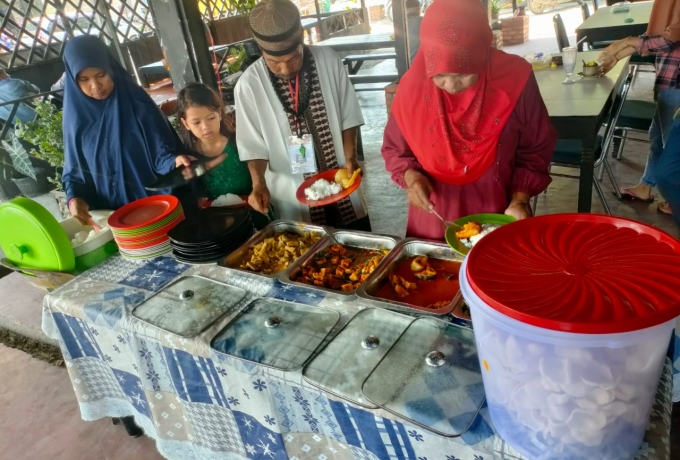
<box><xmin>619</xmin><ymin>187</ymin><xmax>655</xmax><ymax>202</ymax></box>
<box><xmin>657</xmin><ymin>202</ymin><xmax>674</xmax><ymax>216</ymax></box>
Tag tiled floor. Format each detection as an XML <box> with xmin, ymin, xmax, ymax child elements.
<box><xmin>1</xmin><ymin>6</ymin><xmax>679</xmax><ymax>459</ymax></box>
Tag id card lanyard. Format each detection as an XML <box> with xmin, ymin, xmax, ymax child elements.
<box><xmin>287</xmin><ymin>74</ymin><xmax>306</xmax><ymax>159</ymax></box>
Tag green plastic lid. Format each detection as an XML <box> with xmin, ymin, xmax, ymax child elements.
<box><xmin>0</xmin><ymin>197</ymin><xmax>75</xmax><ymax>273</ymax></box>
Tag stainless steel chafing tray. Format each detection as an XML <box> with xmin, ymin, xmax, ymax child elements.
<box><xmin>278</xmin><ymin>229</ymin><xmax>401</xmax><ymax>299</ymax></box>
<box><xmin>219</xmin><ymin>220</ymin><xmax>328</xmax><ymax>281</ymax></box>
<box><xmin>356</xmin><ymin>238</ymin><xmax>463</xmax><ymax>316</ymax></box>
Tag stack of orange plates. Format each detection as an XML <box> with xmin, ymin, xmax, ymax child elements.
<box><xmin>107</xmin><ymin>195</ymin><xmax>184</xmax><ymax>260</ymax></box>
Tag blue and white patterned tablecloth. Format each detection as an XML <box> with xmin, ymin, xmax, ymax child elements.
<box><xmin>42</xmin><ymin>255</ymin><xmax>676</xmax><ymax>460</ymax></box>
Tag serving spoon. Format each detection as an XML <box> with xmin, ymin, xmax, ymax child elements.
<box><xmin>430</xmin><ymin>208</ymin><xmax>462</xmax><ymax>231</ymax></box>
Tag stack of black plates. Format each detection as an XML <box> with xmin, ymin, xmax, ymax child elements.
<box><xmin>168</xmin><ymin>208</ymin><xmax>254</xmax><ymax>264</ymax></box>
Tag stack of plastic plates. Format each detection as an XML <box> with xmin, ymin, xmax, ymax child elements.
<box><xmin>107</xmin><ymin>195</ymin><xmax>184</xmax><ymax>260</ymax></box>
<box><xmin>168</xmin><ymin>208</ymin><xmax>254</xmax><ymax>265</ymax></box>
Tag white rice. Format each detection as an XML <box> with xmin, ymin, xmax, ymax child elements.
<box><xmin>71</xmin><ymin>219</ymin><xmax>109</xmax><ymax>248</ymax></box>
<box><xmin>461</xmin><ymin>224</ymin><xmax>500</xmax><ymax>249</ymax></box>
<box><xmin>304</xmin><ymin>179</ymin><xmax>342</xmax><ymax>201</ymax></box>
<box><xmin>211</xmin><ymin>194</ymin><xmax>245</xmax><ymax>207</ymax></box>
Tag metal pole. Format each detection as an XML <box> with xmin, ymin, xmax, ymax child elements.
<box><xmin>392</xmin><ymin>0</ymin><xmax>408</xmax><ymax>76</ymax></box>
<box><xmin>95</xmin><ymin>0</ymin><xmax>127</xmax><ymax>69</ymax></box>
<box><xmin>314</xmin><ymin>0</ymin><xmax>325</xmax><ymax>41</ymax></box>
<box><xmin>147</xmin><ymin>0</ymin><xmax>217</xmax><ymax>91</ymax></box>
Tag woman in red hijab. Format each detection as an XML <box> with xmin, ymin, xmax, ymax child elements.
<box><xmin>382</xmin><ymin>0</ymin><xmax>556</xmax><ymax>240</ymax></box>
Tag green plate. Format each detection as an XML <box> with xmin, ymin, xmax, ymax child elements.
<box><xmin>445</xmin><ymin>213</ymin><xmax>516</xmax><ymax>257</ymax></box>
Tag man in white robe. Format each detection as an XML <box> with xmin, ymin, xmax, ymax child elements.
<box><xmin>235</xmin><ymin>0</ymin><xmax>371</xmax><ymax>230</ymax></box>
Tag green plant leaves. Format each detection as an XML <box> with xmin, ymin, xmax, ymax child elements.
<box><xmin>15</xmin><ymin>101</ymin><xmax>64</xmax><ymax>170</ymax></box>
<box><xmin>15</xmin><ymin>100</ymin><xmax>63</xmax><ymax>189</ymax></box>
<box><xmin>2</xmin><ymin>133</ymin><xmax>36</xmax><ymax>180</ymax></box>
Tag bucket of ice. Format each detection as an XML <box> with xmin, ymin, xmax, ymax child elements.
<box><xmin>461</xmin><ymin>260</ymin><xmax>672</xmax><ymax>459</ymax></box>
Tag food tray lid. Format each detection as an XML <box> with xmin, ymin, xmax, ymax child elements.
<box><xmin>132</xmin><ymin>276</ymin><xmax>247</xmax><ymax>337</ymax></box>
<box><xmin>0</xmin><ymin>197</ymin><xmax>75</xmax><ymax>273</ymax></box>
<box><xmin>363</xmin><ymin>317</ymin><xmax>484</xmax><ymax>437</ymax></box>
<box><xmin>211</xmin><ymin>298</ymin><xmax>340</xmax><ymax>371</ymax></box>
<box><xmin>466</xmin><ymin>213</ymin><xmax>680</xmax><ymax>334</ymax></box>
<box><xmin>303</xmin><ymin>308</ymin><xmax>413</xmax><ymax>408</ymax></box>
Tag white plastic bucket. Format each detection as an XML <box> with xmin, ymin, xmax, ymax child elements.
<box><xmin>460</xmin><ymin>257</ymin><xmax>673</xmax><ymax>460</ymax></box>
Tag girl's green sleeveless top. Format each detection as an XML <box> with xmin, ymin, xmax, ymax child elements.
<box><xmin>203</xmin><ymin>141</ymin><xmax>274</xmax><ymax>230</ymax></box>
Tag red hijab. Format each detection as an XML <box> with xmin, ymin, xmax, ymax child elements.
<box><xmin>391</xmin><ymin>0</ymin><xmax>532</xmax><ymax>186</ymax></box>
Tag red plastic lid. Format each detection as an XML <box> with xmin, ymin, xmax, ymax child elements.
<box><xmin>466</xmin><ymin>214</ymin><xmax>680</xmax><ymax>334</ymax></box>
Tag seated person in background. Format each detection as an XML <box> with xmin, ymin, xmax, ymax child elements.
<box><xmin>0</xmin><ymin>69</ymin><xmax>39</xmax><ymax>124</ymax></box>
<box><xmin>62</xmin><ymin>35</ymin><xmax>191</xmax><ymax>225</ymax></box>
<box><xmin>177</xmin><ymin>82</ymin><xmax>273</xmax><ymax>229</ymax></box>
<box><xmin>51</xmin><ymin>72</ymin><xmax>66</xmax><ymax>94</ymax></box>
<box><xmin>235</xmin><ymin>0</ymin><xmax>371</xmax><ymax>230</ymax></box>
<box><xmin>381</xmin><ymin>0</ymin><xmax>556</xmax><ymax>240</ymax></box>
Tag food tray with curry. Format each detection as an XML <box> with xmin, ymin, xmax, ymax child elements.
<box><xmin>357</xmin><ymin>239</ymin><xmax>464</xmax><ymax>316</ymax></box>
<box><xmin>279</xmin><ymin>230</ymin><xmax>400</xmax><ymax>299</ymax></box>
<box><xmin>220</xmin><ymin>220</ymin><xmax>327</xmax><ymax>280</ymax></box>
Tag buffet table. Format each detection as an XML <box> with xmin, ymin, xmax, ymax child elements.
<box><xmin>42</xmin><ymin>254</ymin><xmax>676</xmax><ymax>460</ymax></box>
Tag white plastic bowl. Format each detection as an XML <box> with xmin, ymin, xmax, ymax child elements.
<box><xmin>59</xmin><ymin>210</ymin><xmax>117</xmax><ymax>272</ymax></box>
<box><xmin>460</xmin><ymin>258</ymin><xmax>673</xmax><ymax>460</ymax></box>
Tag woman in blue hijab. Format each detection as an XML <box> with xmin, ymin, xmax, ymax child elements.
<box><xmin>61</xmin><ymin>35</ymin><xmax>191</xmax><ymax>224</ymax></box>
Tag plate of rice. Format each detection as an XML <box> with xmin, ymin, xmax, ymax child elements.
<box><xmin>296</xmin><ymin>168</ymin><xmax>362</xmax><ymax>206</ymax></box>
<box><xmin>445</xmin><ymin>213</ymin><xmax>516</xmax><ymax>256</ymax></box>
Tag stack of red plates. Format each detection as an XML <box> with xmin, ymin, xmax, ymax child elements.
<box><xmin>107</xmin><ymin>195</ymin><xmax>184</xmax><ymax>260</ymax></box>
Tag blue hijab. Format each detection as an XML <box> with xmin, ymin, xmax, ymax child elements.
<box><xmin>61</xmin><ymin>35</ymin><xmax>178</xmax><ymax>210</ymax></box>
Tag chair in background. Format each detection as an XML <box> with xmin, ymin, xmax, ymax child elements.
<box><xmin>629</xmin><ymin>54</ymin><xmax>657</xmax><ymax>86</ymax></box>
<box><xmin>592</xmin><ymin>0</ymin><xmax>599</xmax><ymax>10</ymax></box>
<box><xmin>580</xmin><ymin>4</ymin><xmax>612</xmax><ymax>49</ymax></box>
<box><xmin>611</xmin><ymin>99</ymin><xmax>656</xmax><ymax>161</ymax></box>
<box><xmin>553</xmin><ymin>14</ymin><xmax>570</xmax><ymax>50</ymax></box>
<box><xmin>532</xmin><ymin>69</ymin><xmax>633</xmax><ymax>215</ymax></box>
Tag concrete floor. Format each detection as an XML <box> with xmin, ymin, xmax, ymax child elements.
<box><xmin>1</xmin><ymin>6</ymin><xmax>679</xmax><ymax>459</ymax></box>
<box><xmin>0</xmin><ymin>343</ymin><xmax>164</xmax><ymax>460</ymax></box>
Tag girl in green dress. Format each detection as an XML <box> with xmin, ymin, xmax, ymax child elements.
<box><xmin>177</xmin><ymin>83</ymin><xmax>273</xmax><ymax>229</ymax></box>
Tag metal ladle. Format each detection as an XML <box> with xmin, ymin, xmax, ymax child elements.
<box><xmin>322</xmin><ymin>226</ymin><xmax>340</xmax><ymax>245</ymax></box>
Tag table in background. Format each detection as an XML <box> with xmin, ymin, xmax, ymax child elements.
<box><xmin>41</xmin><ymin>254</ymin><xmax>675</xmax><ymax>460</ymax></box>
<box><xmin>576</xmin><ymin>1</ymin><xmax>652</xmax><ymax>48</ymax></box>
<box><xmin>144</xmin><ymin>79</ymin><xmax>177</xmax><ymax>112</ymax></box>
<box><xmin>534</xmin><ymin>51</ymin><xmax>630</xmax><ymax>213</ymax></box>
<box><xmin>318</xmin><ymin>34</ymin><xmax>398</xmax><ymax>87</ymax></box>
<box><xmin>137</xmin><ymin>44</ymin><xmax>231</xmax><ymax>86</ymax></box>
<box><xmin>301</xmin><ymin>18</ymin><xmax>319</xmax><ymax>45</ymax></box>
<box><xmin>317</xmin><ymin>34</ymin><xmax>395</xmax><ymax>52</ymax></box>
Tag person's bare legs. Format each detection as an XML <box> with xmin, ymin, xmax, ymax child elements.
<box><xmin>620</xmin><ymin>118</ymin><xmax>661</xmax><ymax>201</ymax></box>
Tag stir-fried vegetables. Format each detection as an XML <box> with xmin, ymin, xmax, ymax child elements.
<box><xmin>240</xmin><ymin>232</ymin><xmax>321</xmax><ymax>274</ymax></box>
